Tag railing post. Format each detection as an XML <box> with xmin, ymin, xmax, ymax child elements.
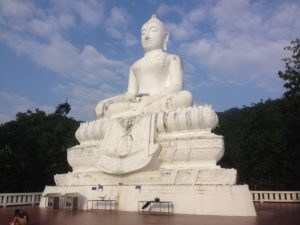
<box><xmin>31</xmin><ymin>194</ymin><xmax>34</xmax><ymax>205</ymax></box>
<box><xmin>4</xmin><ymin>194</ymin><xmax>7</xmax><ymax>207</ymax></box>
<box><xmin>259</xmin><ymin>193</ymin><xmax>263</xmax><ymax>203</ymax></box>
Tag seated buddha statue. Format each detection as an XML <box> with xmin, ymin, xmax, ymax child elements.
<box><xmin>95</xmin><ymin>15</ymin><xmax>192</xmax><ymax>119</ymax></box>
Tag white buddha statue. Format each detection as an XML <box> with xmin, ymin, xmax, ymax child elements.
<box><xmin>70</xmin><ymin>15</ymin><xmax>222</xmax><ymax>176</ymax></box>
<box><xmin>95</xmin><ymin>15</ymin><xmax>192</xmax><ymax>119</ymax></box>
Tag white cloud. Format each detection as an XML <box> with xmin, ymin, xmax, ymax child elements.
<box><xmin>105</xmin><ymin>7</ymin><xmax>138</xmax><ymax>46</ymax></box>
<box><xmin>0</xmin><ymin>0</ymin><xmax>104</xmax><ymax>37</ymax></box>
<box><xmin>166</xmin><ymin>20</ymin><xmax>199</xmax><ymax>42</ymax></box>
<box><xmin>51</xmin><ymin>0</ymin><xmax>104</xmax><ymax>26</ymax></box>
<box><xmin>265</xmin><ymin>2</ymin><xmax>300</xmax><ymax>39</ymax></box>
<box><xmin>157</xmin><ymin>4</ymin><xmax>207</xmax><ymax>42</ymax></box>
<box><xmin>0</xmin><ymin>0</ymin><xmax>131</xmax><ymax>122</ymax></box>
<box><xmin>72</xmin><ymin>0</ymin><xmax>104</xmax><ymax>25</ymax></box>
<box><xmin>30</xmin><ymin>14</ymin><xmax>75</xmax><ymax>37</ymax></box>
<box><xmin>176</xmin><ymin>0</ymin><xmax>300</xmax><ymax>91</ymax></box>
<box><xmin>0</xmin><ymin>92</ymin><xmax>33</xmax><ymax>113</ymax></box>
<box><xmin>0</xmin><ymin>0</ymin><xmax>129</xmax><ymax>85</ymax></box>
<box><xmin>105</xmin><ymin>7</ymin><xmax>130</xmax><ymax>39</ymax></box>
<box><xmin>125</xmin><ymin>33</ymin><xmax>139</xmax><ymax>47</ymax></box>
<box><xmin>0</xmin><ymin>92</ymin><xmax>34</xmax><ymax>123</ymax></box>
<box><xmin>0</xmin><ymin>82</ymin><xmax>123</xmax><ymax>124</ymax></box>
<box><xmin>0</xmin><ymin>114</ymin><xmax>11</xmax><ymax>124</ymax></box>
<box><xmin>187</xmin><ymin>7</ymin><xmax>207</xmax><ymax>23</ymax></box>
<box><xmin>156</xmin><ymin>4</ymin><xmax>183</xmax><ymax>17</ymax></box>
<box><xmin>52</xmin><ymin>82</ymin><xmax>123</xmax><ymax>120</ymax></box>
<box><xmin>0</xmin><ymin>0</ymin><xmax>34</xmax><ymax>18</ymax></box>
<box><xmin>39</xmin><ymin>105</ymin><xmax>54</xmax><ymax>115</ymax></box>
<box><xmin>211</xmin><ymin>0</ymin><xmax>252</xmax><ymax>26</ymax></box>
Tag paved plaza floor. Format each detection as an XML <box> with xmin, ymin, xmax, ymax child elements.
<box><xmin>0</xmin><ymin>203</ymin><xmax>299</xmax><ymax>225</ymax></box>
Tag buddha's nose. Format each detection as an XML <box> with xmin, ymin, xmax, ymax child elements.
<box><xmin>145</xmin><ymin>33</ymin><xmax>150</xmax><ymax>40</ymax></box>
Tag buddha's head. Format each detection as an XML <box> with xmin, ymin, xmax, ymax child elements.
<box><xmin>141</xmin><ymin>15</ymin><xmax>169</xmax><ymax>52</ymax></box>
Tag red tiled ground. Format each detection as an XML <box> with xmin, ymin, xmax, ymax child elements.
<box><xmin>0</xmin><ymin>203</ymin><xmax>299</xmax><ymax>225</ymax></box>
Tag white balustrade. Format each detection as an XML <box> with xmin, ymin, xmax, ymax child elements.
<box><xmin>0</xmin><ymin>192</ymin><xmax>42</xmax><ymax>207</ymax></box>
<box><xmin>251</xmin><ymin>191</ymin><xmax>300</xmax><ymax>203</ymax></box>
<box><xmin>1</xmin><ymin>191</ymin><xmax>299</xmax><ymax>207</ymax></box>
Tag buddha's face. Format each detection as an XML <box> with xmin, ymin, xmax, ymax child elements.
<box><xmin>141</xmin><ymin>22</ymin><xmax>165</xmax><ymax>52</ymax></box>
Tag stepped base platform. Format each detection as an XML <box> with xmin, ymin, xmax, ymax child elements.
<box><xmin>40</xmin><ymin>184</ymin><xmax>256</xmax><ymax>216</ymax></box>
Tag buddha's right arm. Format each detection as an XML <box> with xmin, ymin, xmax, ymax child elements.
<box><xmin>127</xmin><ymin>67</ymin><xmax>138</xmax><ymax>96</ymax></box>
<box><xmin>95</xmin><ymin>68</ymin><xmax>138</xmax><ymax>118</ymax></box>
<box><xmin>95</xmin><ymin>94</ymin><xmax>127</xmax><ymax>118</ymax></box>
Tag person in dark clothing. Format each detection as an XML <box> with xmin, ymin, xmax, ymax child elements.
<box><xmin>10</xmin><ymin>209</ymin><xmax>29</xmax><ymax>225</ymax></box>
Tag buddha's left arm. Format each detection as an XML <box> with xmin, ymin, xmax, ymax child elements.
<box><xmin>161</xmin><ymin>54</ymin><xmax>183</xmax><ymax>94</ymax></box>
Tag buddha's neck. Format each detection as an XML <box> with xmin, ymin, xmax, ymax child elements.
<box><xmin>144</xmin><ymin>49</ymin><xmax>165</xmax><ymax>57</ymax></box>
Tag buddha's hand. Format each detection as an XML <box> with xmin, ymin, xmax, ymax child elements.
<box><xmin>128</xmin><ymin>97</ymin><xmax>142</xmax><ymax>103</ymax></box>
<box><xmin>135</xmin><ymin>95</ymin><xmax>158</xmax><ymax>113</ymax></box>
<box><xmin>125</xmin><ymin>93</ymin><xmax>141</xmax><ymax>103</ymax></box>
<box><xmin>95</xmin><ymin>100</ymin><xmax>113</xmax><ymax>118</ymax></box>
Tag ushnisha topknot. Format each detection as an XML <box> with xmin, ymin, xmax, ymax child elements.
<box><xmin>143</xmin><ymin>14</ymin><xmax>167</xmax><ymax>33</ymax></box>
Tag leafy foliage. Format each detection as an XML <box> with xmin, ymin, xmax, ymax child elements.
<box><xmin>54</xmin><ymin>100</ymin><xmax>71</xmax><ymax>116</ymax></box>
<box><xmin>0</xmin><ymin>98</ymin><xmax>299</xmax><ymax>191</ymax></box>
<box><xmin>215</xmin><ymin>97</ymin><xmax>300</xmax><ymax>190</ymax></box>
<box><xmin>214</xmin><ymin>39</ymin><xmax>300</xmax><ymax>190</ymax></box>
<box><xmin>278</xmin><ymin>39</ymin><xmax>300</xmax><ymax>98</ymax></box>
<box><xmin>0</xmin><ymin>106</ymin><xmax>79</xmax><ymax>192</ymax></box>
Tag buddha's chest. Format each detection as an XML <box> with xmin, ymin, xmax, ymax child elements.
<box><xmin>133</xmin><ymin>54</ymin><xmax>169</xmax><ymax>80</ymax></box>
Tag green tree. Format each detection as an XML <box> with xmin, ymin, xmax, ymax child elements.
<box><xmin>278</xmin><ymin>39</ymin><xmax>300</xmax><ymax>97</ymax></box>
<box><xmin>0</xmin><ymin>104</ymin><xmax>79</xmax><ymax>192</ymax></box>
<box><xmin>54</xmin><ymin>100</ymin><xmax>71</xmax><ymax>116</ymax></box>
<box><xmin>215</xmin><ymin>97</ymin><xmax>300</xmax><ymax>190</ymax></box>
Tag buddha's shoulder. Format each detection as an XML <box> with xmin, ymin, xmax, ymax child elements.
<box><xmin>166</xmin><ymin>53</ymin><xmax>181</xmax><ymax>62</ymax></box>
<box><xmin>131</xmin><ymin>58</ymin><xmax>144</xmax><ymax>69</ymax></box>
<box><xmin>131</xmin><ymin>53</ymin><xmax>181</xmax><ymax>69</ymax></box>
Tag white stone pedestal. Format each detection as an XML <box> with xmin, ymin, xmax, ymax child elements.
<box><xmin>40</xmin><ymin>184</ymin><xmax>256</xmax><ymax>216</ymax></box>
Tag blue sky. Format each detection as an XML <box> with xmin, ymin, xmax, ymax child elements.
<box><xmin>0</xmin><ymin>0</ymin><xmax>299</xmax><ymax>124</ymax></box>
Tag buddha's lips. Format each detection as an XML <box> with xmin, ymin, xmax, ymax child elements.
<box><xmin>142</xmin><ymin>41</ymin><xmax>153</xmax><ymax>46</ymax></box>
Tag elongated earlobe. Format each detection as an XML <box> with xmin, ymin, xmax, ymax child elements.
<box><xmin>163</xmin><ymin>32</ymin><xmax>169</xmax><ymax>51</ymax></box>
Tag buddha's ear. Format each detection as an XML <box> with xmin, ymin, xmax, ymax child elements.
<box><xmin>163</xmin><ymin>32</ymin><xmax>169</xmax><ymax>51</ymax></box>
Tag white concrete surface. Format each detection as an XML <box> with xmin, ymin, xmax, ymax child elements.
<box><xmin>40</xmin><ymin>184</ymin><xmax>256</xmax><ymax>216</ymax></box>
